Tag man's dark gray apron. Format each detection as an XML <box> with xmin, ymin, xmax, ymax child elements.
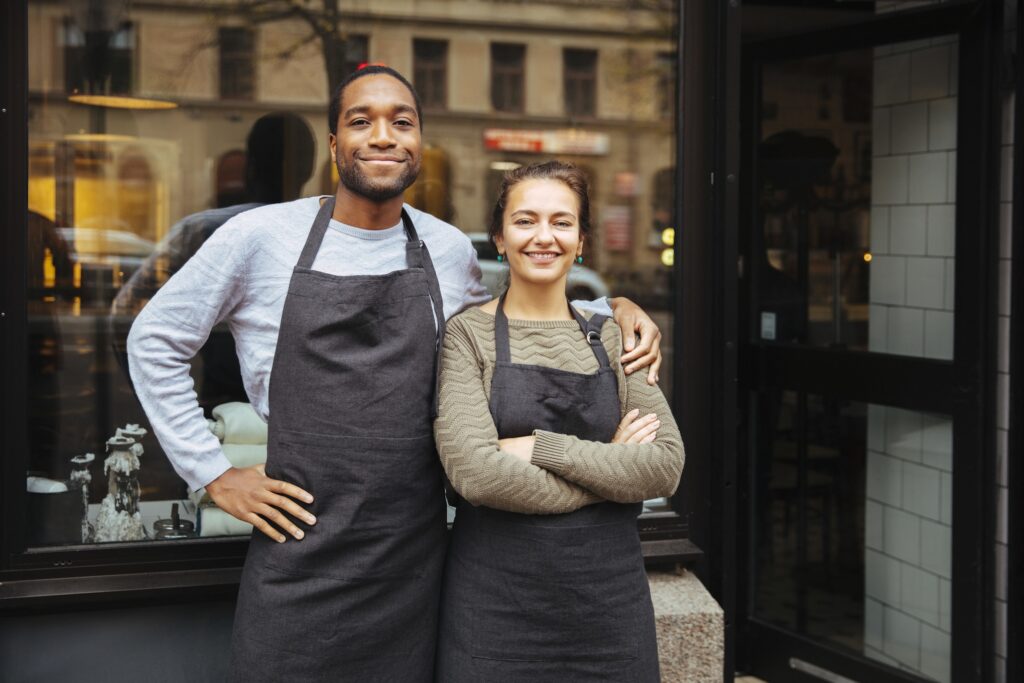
<box><xmin>229</xmin><ymin>198</ymin><xmax>448</xmax><ymax>682</ymax></box>
<box><xmin>436</xmin><ymin>295</ymin><xmax>660</xmax><ymax>682</ymax></box>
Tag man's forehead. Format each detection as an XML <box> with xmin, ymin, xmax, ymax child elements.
<box><xmin>341</xmin><ymin>75</ymin><xmax>417</xmax><ymax>112</ymax></box>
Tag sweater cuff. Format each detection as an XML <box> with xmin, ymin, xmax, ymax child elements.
<box><xmin>531</xmin><ymin>430</ymin><xmax>571</xmax><ymax>474</ymax></box>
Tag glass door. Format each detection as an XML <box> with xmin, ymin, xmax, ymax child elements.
<box><xmin>738</xmin><ymin>7</ymin><xmax>994</xmax><ymax>682</ymax></box>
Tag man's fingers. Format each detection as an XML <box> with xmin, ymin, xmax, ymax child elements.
<box><xmin>647</xmin><ymin>353</ymin><xmax>663</xmax><ymax>386</ymax></box>
<box><xmin>270</xmin><ymin>478</ymin><xmax>314</xmax><ymax>504</ymax></box>
<box><xmin>260</xmin><ymin>491</ymin><xmax>317</xmax><ymax>526</ymax></box>
<box><xmin>256</xmin><ymin>503</ymin><xmax>304</xmax><ymax>541</ymax></box>
<box><xmin>247</xmin><ymin>512</ymin><xmax>286</xmax><ymax>543</ymax></box>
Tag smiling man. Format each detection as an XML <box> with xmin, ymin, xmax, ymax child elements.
<box><xmin>128</xmin><ymin>66</ymin><xmax>662</xmax><ymax>681</ymax></box>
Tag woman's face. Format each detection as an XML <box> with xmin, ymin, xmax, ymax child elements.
<box><xmin>495</xmin><ymin>178</ymin><xmax>584</xmax><ymax>289</ymax></box>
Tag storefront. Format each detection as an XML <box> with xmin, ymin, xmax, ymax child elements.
<box><xmin>1</xmin><ymin>0</ymin><xmax>1020</xmax><ymax>682</ymax></box>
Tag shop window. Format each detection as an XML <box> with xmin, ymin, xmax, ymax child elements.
<box><xmin>61</xmin><ymin>18</ymin><xmax>134</xmax><ymax>96</ymax></box>
<box><xmin>413</xmin><ymin>39</ymin><xmax>448</xmax><ymax>110</ymax></box>
<box><xmin>564</xmin><ymin>48</ymin><xmax>597</xmax><ymax>118</ymax></box>
<box><xmin>219</xmin><ymin>27</ymin><xmax>255</xmax><ymax>101</ymax></box>
<box><xmin>14</xmin><ymin>0</ymin><xmax>680</xmax><ymax>574</ymax></box>
<box><xmin>491</xmin><ymin>42</ymin><xmax>525</xmax><ymax>112</ymax></box>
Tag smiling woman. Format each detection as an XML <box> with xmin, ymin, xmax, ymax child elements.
<box><xmin>433</xmin><ymin>160</ymin><xmax>684</xmax><ymax>682</ymax></box>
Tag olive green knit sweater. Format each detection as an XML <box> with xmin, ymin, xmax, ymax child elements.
<box><xmin>434</xmin><ymin>306</ymin><xmax>685</xmax><ymax>515</ymax></box>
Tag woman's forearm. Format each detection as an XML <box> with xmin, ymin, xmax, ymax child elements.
<box><xmin>434</xmin><ymin>323</ymin><xmax>604</xmax><ymax>514</ymax></box>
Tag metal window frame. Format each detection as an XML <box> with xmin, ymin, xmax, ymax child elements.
<box><xmin>725</xmin><ymin>2</ymin><xmax>1001</xmax><ymax>682</ymax></box>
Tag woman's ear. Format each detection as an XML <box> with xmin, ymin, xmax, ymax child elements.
<box><xmin>494</xmin><ymin>234</ymin><xmax>505</xmax><ymax>255</ymax></box>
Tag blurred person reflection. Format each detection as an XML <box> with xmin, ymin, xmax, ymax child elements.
<box><xmin>111</xmin><ymin>112</ymin><xmax>317</xmax><ymax>411</ymax></box>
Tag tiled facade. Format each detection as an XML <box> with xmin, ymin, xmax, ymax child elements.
<box><xmin>865</xmin><ymin>36</ymin><xmax>959</xmax><ymax>683</ymax></box>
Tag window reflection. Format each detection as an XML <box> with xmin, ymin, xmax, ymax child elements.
<box><xmin>25</xmin><ymin>0</ymin><xmax>679</xmax><ymax>547</ymax></box>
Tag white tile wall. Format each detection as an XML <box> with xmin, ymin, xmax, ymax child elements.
<box><xmin>871</xmin><ymin>206</ymin><xmax>891</xmax><ymax>253</ymax></box>
<box><xmin>924</xmin><ymin>309</ymin><xmax>954</xmax><ymax>360</ymax></box>
<box><xmin>890</xmin><ymin>205</ymin><xmax>927</xmax><ymax>254</ymax></box>
<box><xmin>928</xmin><ymin>98</ymin><xmax>957</xmax><ymax>151</ymax></box>
<box><xmin>884</xmin><ymin>507</ymin><xmax>921</xmax><ymax>565</ymax></box>
<box><xmin>909</xmin><ymin>152</ymin><xmax>948</xmax><ymax>203</ymax></box>
<box><xmin>866</xmin><ymin>548</ymin><xmax>902</xmax><ymax>605</ymax></box>
<box><xmin>902</xmin><ymin>462</ymin><xmax>942</xmax><ymax>521</ymax></box>
<box><xmin>920</xmin><ymin>518</ymin><xmax>951</xmax><ymax>578</ymax></box>
<box><xmin>926</xmin><ymin>204</ymin><xmax>955</xmax><ymax>256</ymax></box>
<box><xmin>909</xmin><ymin>46</ymin><xmax>950</xmax><ymax>100</ymax></box>
<box><xmin>870</xmin><ymin>255</ymin><xmax>906</xmax><ymax>305</ymax></box>
<box><xmin>920</xmin><ymin>623</ymin><xmax>951</xmax><ymax>683</ymax></box>
<box><xmin>901</xmin><ymin>564</ymin><xmax>941</xmax><ymax>625</ymax></box>
<box><xmin>886</xmin><ymin>408</ymin><xmax>923</xmax><ymax>461</ymax></box>
<box><xmin>873</xmin><ymin>156</ymin><xmax>910</xmax><ymax>205</ymax></box>
<box><xmin>875</xmin><ymin>53</ymin><xmax>911</xmax><ymax>106</ymax></box>
<box><xmin>868</xmin><ymin>450</ymin><xmax>902</xmax><ymax>506</ymax></box>
<box><xmin>906</xmin><ymin>257</ymin><xmax>946</xmax><ymax>309</ymax></box>
<box><xmin>887</xmin><ymin>307</ymin><xmax>924</xmax><ymax>356</ymax></box>
<box><xmin>874</xmin><ymin>107</ymin><xmax>892</xmax><ymax>156</ymax></box>
<box><xmin>884</xmin><ymin>606</ymin><xmax>922</xmax><ymax>668</ymax></box>
<box><xmin>891</xmin><ymin>103</ymin><xmax>929</xmax><ymax>153</ymax></box>
<box><xmin>921</xmin><ymin>415</ymin><xmax>952</xmax><ymax>471</ymax></box>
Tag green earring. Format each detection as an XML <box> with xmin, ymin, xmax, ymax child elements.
<box><xmin>497</xmin><ymin>253</ymin><xmax>504</xmax><ymax>263</ymax></box>
<box><xmin>575</xmin><ymin>255</ymin><xmax>584</xmax><ymax>264</ymax></box>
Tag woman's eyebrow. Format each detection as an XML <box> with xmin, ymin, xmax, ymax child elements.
<box><xmin>509</xmin><ymin>209</ymin><xmax>538</xmax><ymax>217</ymax></box>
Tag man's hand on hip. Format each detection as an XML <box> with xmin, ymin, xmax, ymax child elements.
<box><xmin>205</xmin><ymin>465</ymin><xmax>316</xmax><ymax>543</ymax></box>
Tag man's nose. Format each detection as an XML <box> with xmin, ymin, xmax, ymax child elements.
<box><xmin>368</xmin><ymin>119</ymin><xmax>396</xmax><ymax>147</ymax></box>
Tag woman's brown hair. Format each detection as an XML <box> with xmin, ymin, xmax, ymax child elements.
<box><xmin>487</xmin><ymin>161</ymin><xmax>592</xmax><ymax>249</ymax></box>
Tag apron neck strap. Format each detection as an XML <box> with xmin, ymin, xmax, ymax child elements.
<box><xmin>495</xmin><ymin>294</ymin><xmax>611</xmax><ymax>369</ymax></box>
<box><xmin>298</xmin><ymin>198</ymin><xmax>420</xmax><ymax>270</ymax></box>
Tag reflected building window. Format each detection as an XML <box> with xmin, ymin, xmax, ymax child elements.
<box><xmin>656</xmin><ymin>51</ymin><xmax>676</xmax><ymax>118</ymax></box>
<box><xmin>216</xmin><ymin>150</ymin><xmax>248</xmax><ymax>208</ymax></box>
<box><xmin>414</xmin><ymin>39</ymin><xmax>448</xmax><ymax>110</ymax></box>
<box><xmin>564</xmin><ymin>48</ymin><xmax>597</xmax><ymax>118</ymax></box>
<box><xmin>344</xmin><ymin>34</ymin><xmax>369</xmax><ymax>78</ymax></box>
<box><xmin>61</xmin><ymin>18</ymin><xmax>134</xmax><ymax>96</ymax></box>
<box><xmin>491</xmin><ymin>43</ymin><xmax>525</xmax><ymax>113</ymax></box>
<box><xmin>219</xmin><ymin>27</ymin><xmax>255</xmax><ymax>101</ymax></box>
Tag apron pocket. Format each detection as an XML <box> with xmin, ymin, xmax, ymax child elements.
<box><xmin>261</xmin><ymin>428</ymin><xmax>444</xmax><ymax>582</ymax></box>
<box><xmin>465</xmin><ymin>520</ymin><xmax>642</xmax><ymax>663</ymax></box>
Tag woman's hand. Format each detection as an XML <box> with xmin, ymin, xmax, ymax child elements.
<box><xmin>498</xmin><ymin>435</ymin><xmax>536</xmax><ymax>462</ymax></box>
<box><xmin>612</xmin><ymin>409</ymin><xmax>660</xmax><ymax>445</ymax></box>
<box><xmin>205</xmin><ymin>464</ymin><xmax>316</xmax><ymax>543</ymax></box>
<box><xmin>608</xmin><ymin>297</ymin><xmax>663</xmax><ymax>385</ymax></box>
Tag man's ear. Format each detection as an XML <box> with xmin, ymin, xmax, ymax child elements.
<box><xmin>328</xmin><ymin>134</ymin><xmax>337</xmax><ymax>164</ymax></box>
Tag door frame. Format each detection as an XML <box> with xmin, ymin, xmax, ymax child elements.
<box><xmin>728</xmin><ymin>2</ymin><xmax>1001</xmax><ymax>682</ymax></box>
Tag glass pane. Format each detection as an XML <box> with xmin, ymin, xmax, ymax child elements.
<box><xmin>755</xmin><ymin>37</ymin><xmax>957</xmax><ymax>359</ymax></box>
<box><xmin>25</xmin><ymin>0</ymin><xmax>679</xmax><ymax>547</ymax></box>
<box><xmin>752</xmin><ymin>390</ymin><xmax>952</xmax><ymax>682</ymax></box>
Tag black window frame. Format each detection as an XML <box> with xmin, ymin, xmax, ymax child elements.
<box><xmin>563</xmin><ymin>47</ymin><xmax>597</xmax><ymax>118</ymax></box>
<box><xmin>218</xmin><ymin>26</ymin><xmax>256</xmax><ymax>101</ymax></box>
<box><xmin>342</xmin><ymin>34</ymin><xmax>369</xmax><ymax>81</ymax></box>
<box><xmin>490</xmin><ymin>42</ymin><xmax>525</xmax><ymax>113</ymax></box>
<box><xmin>413</xmin><ymin>38</ymin><xmax>447</xmax><ymax>111</ymax></box>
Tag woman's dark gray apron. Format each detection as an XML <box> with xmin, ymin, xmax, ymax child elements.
<box><xmin>436</xmin><ymin>296</ymin><xmax>660</xmax><ymax>682</ymax></box>
<box><xmin>229</xmin><ymin>198</ymin><xmax>448</xmax><ymax>682</ymax></box>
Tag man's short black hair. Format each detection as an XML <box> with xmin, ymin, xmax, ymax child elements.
<box><xmin>328</xmin><ymin>65</ymin><xmax>423</xmax><ymax>136</ymax></box>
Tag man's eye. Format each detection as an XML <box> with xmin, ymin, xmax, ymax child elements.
<box><xmin>350</xmin><ymin>119</ymin><xmax>369</xmax><ymax>126</ymax></box>
<box><xmin>395</xmin><ymin>119</ymin><xmax>413</xmax><ymax>127</ymax></box>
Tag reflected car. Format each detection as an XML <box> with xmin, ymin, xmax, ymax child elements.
<box><xmin>468</xmin><ymin>232</ymin><xmax>610</xmax><ymax>300</ymax></box>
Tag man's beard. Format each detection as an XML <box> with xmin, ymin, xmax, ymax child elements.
<box><xmin>337</xmin><ymin>157</ymin><xmax>420</xmax><ymax>202</ymax></box>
